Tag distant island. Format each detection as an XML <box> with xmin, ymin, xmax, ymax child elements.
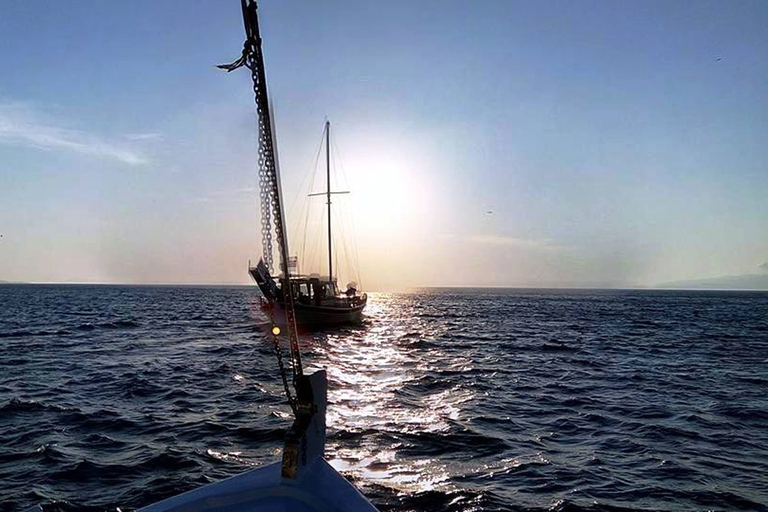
<box><xmin>658</xmin><ymin>273</ymin><xmax>768</xmax><ymax>291</ymax></box>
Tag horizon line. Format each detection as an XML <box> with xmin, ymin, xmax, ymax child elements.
<box><xmin>2</xmin><ymin>281</ymin><xmax>768</xmax><ymax>292</ymax></box>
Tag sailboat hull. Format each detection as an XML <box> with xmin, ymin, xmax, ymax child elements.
<box><xmin>294</xmin><ymin>301</ymin><xmax>366</xmax><ymax>325</ymax></box>
<box><xmin>263</xmin><ymin>299</ymin><xmax>367</xmax><ymax>327</ymax></box>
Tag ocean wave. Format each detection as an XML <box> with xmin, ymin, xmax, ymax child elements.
<box><xmin>0</xmin><ymin>329</ymin><xmax>71</xmax><ymax>338</ymax></box>
<box><xmin>0</xmin><ymin>397</ymin><xmax>69</xmax><ymax>414</ymax></box>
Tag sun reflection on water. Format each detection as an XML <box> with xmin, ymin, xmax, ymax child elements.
<box><xmin>303</xmin><ymin>293</ymin><xmax>476</xmax><ymax>495</ymax></box>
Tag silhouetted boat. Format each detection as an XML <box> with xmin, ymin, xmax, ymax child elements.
<box><xmin>249</xmin><ymin>119</ymin><xmax>367</xmax><ymax>327</ymax></box>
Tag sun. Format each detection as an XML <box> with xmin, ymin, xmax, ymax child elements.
<box><xmin>344</xmin><ymin>150</ymin><xmax>431</xmax><ymax>236</ymax></box>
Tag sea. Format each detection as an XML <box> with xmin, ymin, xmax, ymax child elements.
<box><xmin>1</xmin><ymin>284</ymin><xmax>767</xmax><ymax>512</ymax></box>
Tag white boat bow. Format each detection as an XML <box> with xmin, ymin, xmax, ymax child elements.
<box><xmin>139</xmin><ymin>370</ymin><xmax>376</xmax><ymax>512</ymax></box>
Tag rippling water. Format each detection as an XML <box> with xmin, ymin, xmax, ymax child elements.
<box><xmin>1</xmin><ymin>285</ymin><xmax>767</xmax><ymax>511</ymax></box>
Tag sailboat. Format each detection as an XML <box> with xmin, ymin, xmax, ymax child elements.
<box><xmin>250</xmin><ymin>120</ymin><xmax>367</xmax><ymax>327</ymax></box>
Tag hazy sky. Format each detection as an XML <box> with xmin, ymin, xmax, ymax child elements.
<box><xmin>1</xmin><ymin>1</ymin><xmax>767</xmax><ymax>289</ymax></box>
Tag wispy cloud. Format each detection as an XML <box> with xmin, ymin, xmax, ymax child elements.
<box><xmin>466</xmin><ymin>234</ymin><xmax>562</xmax><ymax>250</ymax></box>
<box><xmin>125</xmin><ymin>132</ymin><xmax>163</xmax><ymax>142</ymax></box>
<box><xmin>0</xmin><ymin>102</ymin><xmax>148</xmax><ymax>165</ymax></box>
<box><xmin>759</xmin><ymin>261</ymin><xmax>768</xmax><ymax>272</ymax></box>
<box><xmin>438</xmin><ymin>233</ymin><xmax>564</xmax><ymax>252</ymax></box>
<box><xmin>187</xmin><ymin>188</ymin><xmax>256</xmax><ymax>204</ymax></box>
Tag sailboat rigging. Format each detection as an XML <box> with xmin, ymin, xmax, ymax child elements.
<box><xmin>307</xmin><ymin>121</ymin><xmax>350</xmax><ymax>286</ymax></box>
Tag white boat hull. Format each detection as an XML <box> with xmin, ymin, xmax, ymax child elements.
<box><xmin>139</xmin><ymin>457</ymin><xmax>376</xmax><ymax>512</ymax></box>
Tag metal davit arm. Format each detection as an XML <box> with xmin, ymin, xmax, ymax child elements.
<box><xmin>220</xmin><ymin>0</ymin><xmax>323</xmax><ymax>479</ymax></box>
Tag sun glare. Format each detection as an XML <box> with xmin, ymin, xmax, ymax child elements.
<box><xmin>345</xmin><ymin>149</ymin><xmax>433</xmax><ymax>236</ymax></box>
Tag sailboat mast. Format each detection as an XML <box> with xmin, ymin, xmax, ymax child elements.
<box><xmin>326</xmin><ymin>120</ymin><xmax>333</xmax><ymax>284</ymax></box>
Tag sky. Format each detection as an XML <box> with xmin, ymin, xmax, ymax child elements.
<box><xmin>1</xmin><ymin>0</ymin><xmax>767</xmax><ymax>289</ymax></box>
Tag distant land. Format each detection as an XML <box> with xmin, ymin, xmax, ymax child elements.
<box><xmin>658</xmin><ymin>273</ymin><xmax>768</xmax><ymax>291</ymax></box>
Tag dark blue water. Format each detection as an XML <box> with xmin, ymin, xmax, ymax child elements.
<box><xmin>1</xmin><ymin>285</ymin><xmax>767</xmax><ymax>512</ymax></box>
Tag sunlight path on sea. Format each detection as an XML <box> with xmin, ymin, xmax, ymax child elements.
<box><xmin>303</xmin><ymin>293</ymin><xmax>476</xmax><ymax>495</ymax></box>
